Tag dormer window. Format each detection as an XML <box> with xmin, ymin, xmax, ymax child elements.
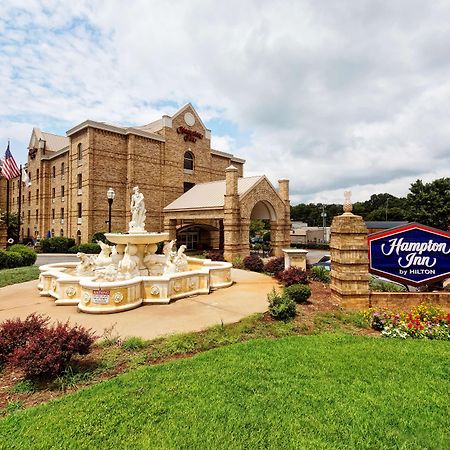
<box><xmin>184</xmin><ymin>151</ymin><xmax>194</xmax><ymax>171</ymax></box>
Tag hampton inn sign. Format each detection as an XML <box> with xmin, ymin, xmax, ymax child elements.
<box><xmin>368</xmin><ymin>223</ymin><xmax>450</xmax><ymax>286</ymax></box>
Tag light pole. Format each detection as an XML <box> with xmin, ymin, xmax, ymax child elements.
<box><xmin>107</xmin><ymin>187</ymin><xmax>115</xmax><ymax>233</ymax></box>
<box><xmin>321</xmin><ymin>205</ymin><xmax>327</xmax><ymax>243</ymax></box>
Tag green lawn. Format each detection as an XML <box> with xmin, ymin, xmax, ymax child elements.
<box><xmin>0</xmin><ymin>265</ymin><xmax>40</xmax><ymax>288</ymax></box>
<box><xmin>1</xmin><ymin>334</ymin><xmax>448</xmax><ymax>449</ymax></box>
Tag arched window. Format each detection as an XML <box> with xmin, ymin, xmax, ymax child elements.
<box><xmin>184</xmin><ymin>151</ymin><xmax>194</xmax><ymax>171</ymax></box>
<box><xmin>77</xmin><ymin>143</ymin><xmax>82</xmax><ymax>161</ymax></box>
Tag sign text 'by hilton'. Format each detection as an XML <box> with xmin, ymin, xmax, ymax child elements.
<box><xmin>368</xmin><ymin>223</ymin><xmax>450</xmax><ymax>286</ymax></box>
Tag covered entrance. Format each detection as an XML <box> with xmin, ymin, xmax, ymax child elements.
<box><xmin>163</xmin><ymin>166</ymin><xmax>290</xmax><ymax>261</ymax></box>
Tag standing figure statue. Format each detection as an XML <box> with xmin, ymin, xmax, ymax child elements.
<box><xmin>129</xmin><ymin>186</ymin><xmax>146</xmax><ymax>232</ymax></box>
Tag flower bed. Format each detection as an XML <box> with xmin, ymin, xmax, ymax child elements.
<box><xmin>365</xmin><ymin>303</ymin><xmax>450</xmax><ymax>340</ymax></box>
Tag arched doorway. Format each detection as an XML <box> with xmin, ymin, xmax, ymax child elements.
<box><xmin>250</xmin><ymin>201</ymin><xmax>277</xmax><ymax>257</ymax></box>
<box><xmin>177</xmin><ymin>224</ymin><xmax>219</xmax><ymax>251</ymax></box>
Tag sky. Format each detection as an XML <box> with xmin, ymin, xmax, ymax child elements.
<box><xmin>1</xmin><ymin>0</ymin><xmax>449</xmax><ymax>205</ymax></box>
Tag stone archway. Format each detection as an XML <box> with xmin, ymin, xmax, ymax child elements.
<box><xmin>249</xmin><ymin>200</ymin><xmax>277</xmax><ymax>256</ymax></box>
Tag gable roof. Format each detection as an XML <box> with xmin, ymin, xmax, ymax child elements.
<box><xmin>164</xmin><ymin>176</ymin><xmax>263</xmax><ymax>211</ymax></box>
<box><xmin>28</xmin><ymin>128</ymin><xmax>69</xmax><ymax>152</ymax></box>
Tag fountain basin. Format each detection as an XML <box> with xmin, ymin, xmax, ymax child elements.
<box><xmin>105</xmin><ymin>232</ymin><xmax>169</xmax><ymax>246</ymax></box>
<box><xmin>38</xmin><ymin>257</ymin><xmax>233</xmax><ymax>314</ymax></box>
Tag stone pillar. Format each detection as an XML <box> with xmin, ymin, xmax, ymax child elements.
<box><xmin>278</xmin><ymin>179</ymin><xmax>292</xmax><ymax>250</ymax></box>
<box><xmin>240</xmin><ymin>218</ymin><xmax>250</xmax><ymax>257</ymax></box>
<box><xmin>223</xmin><ymin>165</ymin><xmax>241</xmax><ymax>261</ymax></box>
<box><xmin>330</xmin><ymin>209</ymin><xmax>370</xmax><ymax>310</ymax></box>
<box><xmin>164</xmin><ymin>218</ymin><xmax>177</xmax><ymax>241</ymax></box>
<box><xmin>0</xmin><ymin>222</ymin><xmax>7</xmax><ymax>249</ymax></box>
<box><xmin>270</xmin><ymin>221</ymin><xmax>285</xmax><ymax>256</ymax></box>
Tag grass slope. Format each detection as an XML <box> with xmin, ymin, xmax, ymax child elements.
<box><xmin>1</xmin><ymin>334</ymin><xmax>448</xmax><ymax>449</ymax></box>
<box><xmin>0</xmin><ymin>266</ymin><xmax>40</xmax><ymax>288</ymax></box>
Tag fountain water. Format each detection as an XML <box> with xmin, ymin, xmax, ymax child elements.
<box><xmin>38</xmin><ymin>187</ymin><xmax>232</xmax><ymax>313</ymax></box>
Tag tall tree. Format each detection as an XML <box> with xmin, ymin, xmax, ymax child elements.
<box><xmin>406</xmin><ymin>178</ymin><xmax>450</xmax><ymax>230</ymax></box>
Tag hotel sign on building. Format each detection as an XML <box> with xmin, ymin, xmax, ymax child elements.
<box><xmin>368</xmin><ymin>223</ymin><xmax>450</xmax><ymax>286</ymax></box>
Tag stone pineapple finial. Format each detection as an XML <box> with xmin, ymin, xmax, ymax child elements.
<box><xmin>343</xmin><ymin>190</ymin><xmax>353</xmax><ymax>214</ymax></box>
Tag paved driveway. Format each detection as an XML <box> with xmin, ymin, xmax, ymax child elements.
<box><xmin>0</xmin><ymin>269</ymin><xmax>277</xmax><ymax>340</ymax></box>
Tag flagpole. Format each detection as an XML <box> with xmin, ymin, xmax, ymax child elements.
<box><xmin>17</xmin><ymin>164</ymin><xmax>22</xmax><ymax>243</ymax></box>
<box><xmin>5</xmin><ymin>178</ymin><xmax>9</xmax><ymax>242</ymax></box>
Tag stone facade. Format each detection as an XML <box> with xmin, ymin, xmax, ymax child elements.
<box><xmin>4</xmin><ymin>104</ymin><xmax>244</xmax><ymax>243</ymax></box>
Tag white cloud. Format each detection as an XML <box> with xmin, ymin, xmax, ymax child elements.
<box><xmin>1</xmin><ymin>0</ymin><xmax>450</xmax><ymax>204</ymax></box>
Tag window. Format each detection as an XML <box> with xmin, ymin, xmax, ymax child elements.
<box><xmin>52</xmin><ymin>188</ymin><xmax>55</xmax><ymax>199</ymax></box>
<box><xmin>77</xmin><ymin>143</ymin><xmax>82</xmax><ymax>160</ymax></box>
<box><xmin>22</xmin><ymin>194</ymin><xmax>24</xmax><ymax>204</ymax></box>
<box><xmin>28</xmin><ymin>192</ymin><xmax>31</xmax><ymax>204</ymax></box>
<box><xmin>27</xmin><ymin>210</ymin><xmax>30</xmax><ymax>221</ymax></box>
<box><xmin>77</xmin><ymin>202</ymin><xmax>82</xmax><ymax>218</ymax></box>
<box><xmin>60</xmin><ymin>228</ymin><xmax>64</xmax><ymax>237</ymax></box>
<box><xmin>77</xmin><ymin>173</ymin><xmax>82</xmax><ymax>190</ymax></box>
<box><xmin>60</xmin><ymin>207</ymin><xmax>64</xmax><ymax>219</ymax></box>
<box><xmin>51</xmin><ymin>228</ymin><xmax>55</xmax><ymax>237</ymax></box>
<box><xmin>36</xmin><ymin>169</ymin><xmax>39</xmax><ymax>180</ymax></box>
<box><xmin>61</xmin><ymin>162</ymin><xmax>65</xmax><ymax>178</ymax></box>
<box><xmin>61</xmin><ymin>185</ymin><xmax>65</xmax><ymax>198</ymax></box>
<box><xmin>36</xmin><ymin>189</ymin><xmax>39</xmax><ymax>203</ymax></box>
<box><xmin>77</xmin><ymin>230</ymin><xmax>81</xmax><ymax>245</ymax></box>
<box><xmin>184</xmin><ymin>182</ymin><xmax>195</xmax><ymax>193</ymax></box>
<box><xmin>52</xmin><ymin>166</ymin><xmax>56</xmax><ymax>178</ymax></box>
<box><xmin>35</xmin><ymin>209</ymin><xmax>38</xmax><ymax>220</ymax></box>
<box><xmin>52</xmin><ymin>209</ymin><xmax>55</xmax><ymax>220</ymax></box>
<box><xmin>184</xmin><ymin>151</ymin><xmax>194</xmax><ymax>171</ymax></box>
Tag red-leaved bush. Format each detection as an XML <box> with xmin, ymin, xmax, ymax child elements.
<box><xmin>0</xmin><ymin>314</ymin><xmax>96</xmax><ymax>379</ymax></box>
<box><xmin>0</xmin><ymin>314</ymin><xmax>49</xmax><ymax>365</ymax></box>
<box><xmin>264</xmin><ymin>256</ymin><xmax>285</xmax><ymax>275</ymax></box>
<box><xmin>205</xmin><ymin>250</ymin><xmax>225</xmax><ymax>261</ymax></box>
<box><xmin>276</xmin><ymin>267</ymin><xmax>308</xmax><ymax>287</ymax></box>
<box><xmin>10</xmin><ymin>322</ymin><xmax>96</xmax><ymax>379</ymax></box>
<box><xmin>243</xmin><ymin>254</ymin><xmax>264</xmax><ymax>272</ymax></box>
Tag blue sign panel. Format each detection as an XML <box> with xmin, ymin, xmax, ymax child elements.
<box><xmin>368</xmin><ymin>223</ymin><xmax>450</xmax><ymax>286</ymax></box>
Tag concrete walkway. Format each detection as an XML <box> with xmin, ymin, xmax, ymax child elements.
<box><xmin>0</xmin><ymin>269</ymin><xmax>277</xmax><ymax>340</ymax></box>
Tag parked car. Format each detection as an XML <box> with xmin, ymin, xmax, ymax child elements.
<box><xmin>311</xmin><ymin>254</ymin><xmax>331</xmax><ymax>270</ymax></box>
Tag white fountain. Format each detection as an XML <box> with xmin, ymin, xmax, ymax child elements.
<box><xmin>38</xmin><ymin>187</ymin><xmax>232</xmax><ymax>314</ymax></box>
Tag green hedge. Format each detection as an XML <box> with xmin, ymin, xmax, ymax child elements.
<box><xmin>0</xmin><ymin>250</ymin><xmax>23</xmax><ymax>269</ymax></box>
<box><xmin>69</xmin><ymin>243</ymin><xmax>101</xmax><ymax>254</ymax></box>
<box><xmin>40</xmin><ymin>237</ymin><xmax>75</xmax><ymax>253</ymax></box>
<box><xmin>7</xmin><ymin>244</ymin><xmax>37</xmax><ymax>266</ymax></box>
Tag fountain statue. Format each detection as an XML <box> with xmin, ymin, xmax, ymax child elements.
<box><xmin>129</xmin><ymin>186</ymin><xmax>146</xmax><ymax>233</ymax></box>
<box><xmin>38</xmin><ymin>185</ymin><xmax>233</xmax><ymax>314</ymax></box>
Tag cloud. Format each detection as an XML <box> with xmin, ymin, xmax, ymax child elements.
<box><xmin>1</xmin><ymin>0</ymin><xmax>450</xmax><ymax>204</ymax></box>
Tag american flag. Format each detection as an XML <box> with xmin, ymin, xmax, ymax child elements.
<box><xmin>1</xmin><ymin>143</ymin><xmax>20</xmax><ymax>180</ymax></box>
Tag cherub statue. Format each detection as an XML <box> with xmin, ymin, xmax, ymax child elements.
<box><xmin>76</xmin><ymin>252</ymin><xmax>95</xmax><ymax>276</ymax></box>
<box><xmin>174</xmin><ymin>245</ymin><xmax>188</xmax><ymax>272</ymax></box>
<box><xmin>95</xmin><ymin>241</ymin><xmax>112</xmax><ymax>267</ymax></box>
<box><xmin>118</xmin><ymin>244</ymin><xmax>140</xmax><ymax>279</ymax></box>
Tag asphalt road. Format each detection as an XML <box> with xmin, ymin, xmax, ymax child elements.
<box><xmin>35</xmin><ymin>254</ymin><xmax>79</xmax><ymax>266</ymax></box>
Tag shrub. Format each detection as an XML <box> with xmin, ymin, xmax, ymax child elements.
<box><xmin>0</xmin><ymin>314</ymin><xmax>49</xmax><ymax>366</ymax></box>
<box><xmin>284</xmin><ymin>284</ymin><xmax>312</xmax><ymax>304</ymax></box>
<box><xmin>267</xmin><ymin>288</ymin><xmax>296</xmax><ymax>321</ymax></box>
<box><xmin>7</xmin><ymin>244</ymin><xmax>37</xmax><ymax>266</ymax></box>
<box><xmin>205</xmin><ymin>250</ymin><xmax>225</xmax><ymax>261</ymax></box>
<box><xmin>243</xmin><ymin>254</ymin><xmax>264</xmax><ymax>272</ymax></box>
<box><xmin>291</xmin><ymin>243</ymin><xmax>330</xmax><ymax>250</ymax></box>
<box><xmin>41</xmin><ymin>237</ymin><xmax>75</xmax><ymax>253</ymax></box>
<box><xmin>231</xmin><ymin>256</ymin><xmax>244</xmax><ymax>269</ymax></box>
<box><xmin>5</xmin><ymin>252</ymin><xmax>24</xmax><ymax>268</ymax></box>
<box><xmin>11</xmin><ymin>322</ymin><xmax>96</xmax><ymax>379</ymax></box>
<box><xmin>91</xmin><ymin>231</ymin><xmax>107</xmax><ymax>243</ymax></box>
<box><xmin>69</xmin><ymin>243</ymin><xmax>101</xmax><ymax>254</ymax></box>
<box><xmin>310</xmin><ymin>266</ymin><xmax>331</xmax><ymax>283</ymax></box>
<box><xmin>369</xmin><ymin>277</ymin><xmax>406</xmax><ymax>292</ymax></box>
<box><xmin>276</xmin><ymin>267</ymin><xmax>308</xmax><ymax>286</ymax></box>
<box><xmin>264</xmin><ymin>256</ymin><xmax>285</xmax><ymax>275</ymax></box>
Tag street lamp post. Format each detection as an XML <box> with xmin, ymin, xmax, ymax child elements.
<box><xmin>107</xmin><ymin>187</ymin><xmax>115</xmax><ymax>233</ymax></box>
<box><xmin>321</xmin><ymin>205</ymin><xmax>327</xmax><ymax>243</ymax></box>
